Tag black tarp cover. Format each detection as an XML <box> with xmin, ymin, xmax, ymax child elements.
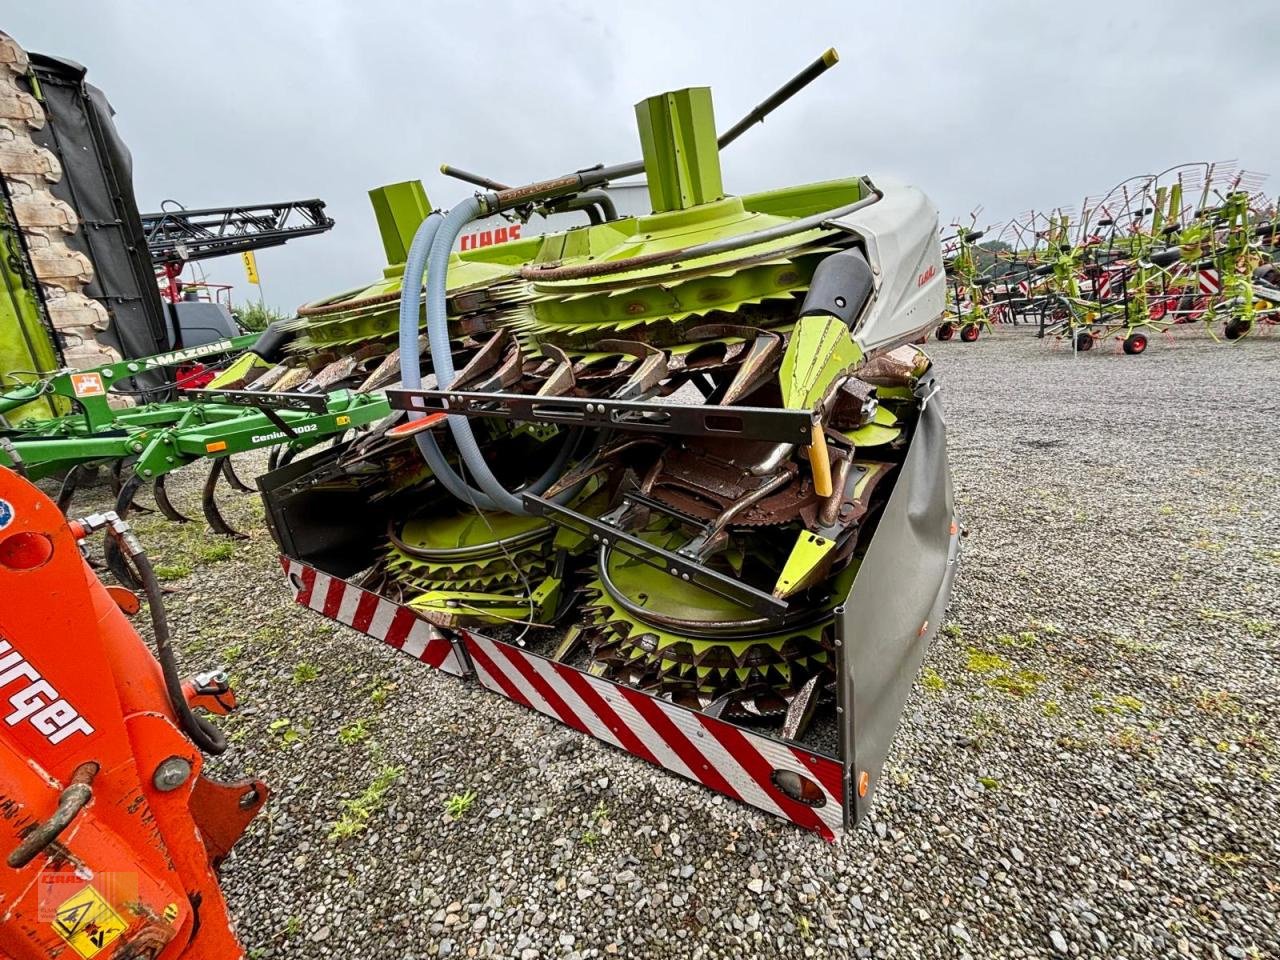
<box><xmin>26</xmin><ymin>53</ymin><xmax>169</xmax><ymax>380</ymax></box>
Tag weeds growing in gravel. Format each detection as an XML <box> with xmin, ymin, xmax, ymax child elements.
<box><xmin>921</xmin><ymin>668</ymin><xmax>947</xmax><ymax>692</ymax></box>
<box><xmin>155</xmin><ymin>562</ymin><xmax>193</xmax><ymax>581</ymax></box>
<box><xmin>1199</xmin><ymin>608</ymin><xmax>1274</xmax><ymax>636</ymax></box>
<box><xmin>269</xmin><ymin>718</ymin><xmax>301</xmax><ymax>746</ymax></box>
<box><xmin>996</xmin><ymin>631</ymin><xmax>1037</xmax><ymax>648</ymax></box>
<box><xmin>1195</xmin><ymin>690</ymin><xmax>1240</xmax><ymax>714</ymax></box>
<box><xmin>292</xmin><ymin>661</ymin><xmax>319</xmax><ymax>684</ymax></box>
<box><xmin>367</xmin><ymin>676</ymin><xmax>396</xmax><ymax>706</ymax></box>
<box><xmin>338</xmin><ymin>718</ymin><xmax>373</xmax><ymax>745</ymax></box>
<box><xmin>1110</xmin><ymin>633</ymin><xmax>1163</xmax><ymax>654</ymax></box>
<box><xmin>330</xmin><ymin>765</ymin><xmax>405</xmax><ymax>840</ymax></box>
<box><xmin>444</xmin><ymin>789</ymin><xmax>476</xmax><ymax>819</ymax></box>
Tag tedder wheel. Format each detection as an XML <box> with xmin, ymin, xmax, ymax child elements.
<box><xmin>959</xmin><ymin>323</ymin><xmax>980</xmax><ymax>343</ymax></box>
<box><xmin>1223</xmin><ymin>318</ymin><xmax>1251</xmax><ymax>341</ymax></box>
<box><xmin>1074</xmin><ymin>331</ymin><xmax>1094</xmax><ymax>352</ymax></box>
<box><xmin>935</xmin><ymin>322</ymin><xmax>956</xmax><ymax>341</ymax></box>
<box><xmin>1122</xmin><ymin>332</ymin><xmax>1148</xmax><ymax>355</ymax></box>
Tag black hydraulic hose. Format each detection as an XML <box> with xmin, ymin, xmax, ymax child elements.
<box><xmin>113</xmin><ymin>526</ymin><xmax>228</xmax><ymax>755</ymax></box>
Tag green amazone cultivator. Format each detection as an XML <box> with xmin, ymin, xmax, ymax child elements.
<box><xmin>261</xmin><ymin>50</ymin><xmax>961</xmax><ymax>838</ymax></box>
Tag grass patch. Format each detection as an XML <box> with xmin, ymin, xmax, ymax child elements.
<box><xmin>330</xmin><ymin>765</ymin><xmax>404</xmax><ymax>840</ymax></box>
<box><xmin>987</xmin><ymin>670</ymin><xmax>1045</xmax><ymax>697</ymax></box>
<box><xmin>921</xmin><ymin>667</ymin><xmax>947</xmax><ymax>692</ymax></box>
<box><xmin>197</xmin><ymin>542</ymin><xmax>235</xmax><ymax>563</ymax></box>
<box><xmin>1093</xmin><ymin>694</ymin><xmax>1144</xmax><ymax>715</ymax></box>
<box><xmin>965</xmin><ymin>649</ymin><xmax>1010</xmax><ymax>674</ymax></box>
<box><xmin>154</xmin><ymin>562</ymin><xmax>193</xmax><ymax>581</ymax></box>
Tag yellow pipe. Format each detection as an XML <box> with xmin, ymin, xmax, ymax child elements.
<box><xmin>808</xmin><ymin>423</ymin><xmax>833</xmax><ymax>498</ymax></box>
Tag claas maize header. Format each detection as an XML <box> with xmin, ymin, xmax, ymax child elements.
<box><xmin>259</xmin><ymin>51</ymin><xmax>960</xmax><ymax>838</ymax></box>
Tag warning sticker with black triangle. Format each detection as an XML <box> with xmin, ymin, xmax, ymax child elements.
<box><xmin>51</xmin><ymin>885</ymin><xmax>128</xmax><ymax>958</ymax></box>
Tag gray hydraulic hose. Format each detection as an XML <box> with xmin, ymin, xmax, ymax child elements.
<box><xmin>398</xmin><ymin>209</ymin><xmax>505</xmax><ymax>509</ymax></box>
<box><xmin>425</xmin><ymin>198</ymin><xmax>590</xmax><ymax>515</ymax></box>
<box><xmin>398</xmin><ymin>202</ymin><xmax>588</xmax><ymax>514</ymax></box>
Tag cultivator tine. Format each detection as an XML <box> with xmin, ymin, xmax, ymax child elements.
<box><xmin>56</xmin><ymin>464</ymin><xmax>84</xmax><ymax>515</ymax></box>
<box><xmin>203</xmin><ymin>459</ymin><xmax>248</xmax><ymax>540</ymax></box>
<box><xmin>152</xmin><ymin>474</ymin><xmax>191</xmax><ymax>523</ymax></box>
<box><xmin>109</xmin><ymin>457</ymin><xmax>150</xmax><ymax>514</ymax></box>
<box><xmin>109</xmin><ymin>457</ymin><xmax>127</xmax><ymax>497</ymax></box>
<box><xmin>221</xmin><ymin>457</ymin><xmax>254</xmax><ymax>493</ymax></box>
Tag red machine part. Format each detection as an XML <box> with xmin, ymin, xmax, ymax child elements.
<box><xmin>0</xmin><ymin>468</ymin><xmax>265</xmax><ymax>959</ymax></box>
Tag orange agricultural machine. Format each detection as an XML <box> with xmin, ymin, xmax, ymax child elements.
<box><xmin>0</xmin><ymin>466</ymin><xmax>265</xmax><ymax>958</ymax></box>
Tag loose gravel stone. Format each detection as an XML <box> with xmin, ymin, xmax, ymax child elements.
<box><xmin>79</xmin><ymin>329</ymin><xmax>1278</xmax><ymax>959</ymax></box>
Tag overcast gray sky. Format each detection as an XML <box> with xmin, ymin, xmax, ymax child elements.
<box><xmin>5</xmin><ymin>1</ymin><xmax>1277</xmax><ymax>311</ymax></box>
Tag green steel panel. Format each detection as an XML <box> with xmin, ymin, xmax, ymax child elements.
<box><xmin>634</xmin><ymin>87</ymin><xmax>724</xmax><ymax>214</ymax></box>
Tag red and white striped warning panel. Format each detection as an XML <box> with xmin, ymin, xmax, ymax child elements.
<box><xmin>1199</xmin><ymin>268</ymin><xmax>1222</xmax><ymax>295</ymax></box>
<box><xmin>464</xmin><ymin>632</ymin><xmax>846</xmax><ymax>840</ymax></box>
<box><xmin>281</xmin><ymin>558</ymin><xmax>465</xmax><ymax>676</ymax></box>
<box><xmin>279</xmin><ymin>558</ymin><xmax>847</xmax><ymax>839</ymax></box>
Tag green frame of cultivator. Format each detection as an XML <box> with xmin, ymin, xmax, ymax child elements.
<box><xmin>0</xmin><ymin>337</ymin><xmax>390</xmax><ymax>527</ymax></box>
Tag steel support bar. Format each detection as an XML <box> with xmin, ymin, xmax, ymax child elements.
<box><xmin>522</xmin><ymin>493</ymin><xmax>789</xmax><ymax>617</ymax></box>
<box><xmin>387</xmin><ymin>389</ymin><xmax>814</xmax><ymax>443</ymax></box>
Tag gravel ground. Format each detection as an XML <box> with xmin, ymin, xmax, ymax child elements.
<box><xmin>79</xmin><ymin>327</ymin><xmax>1278</xmax><ymax>959</ymax></box>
